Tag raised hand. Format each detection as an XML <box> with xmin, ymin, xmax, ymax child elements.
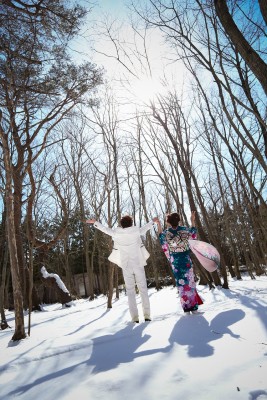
<box><xmin>153</xmin><ymin>217</ymin><xmax>162</xmax><ymax>233</ymax></box>
<box><xmin>86</xmin><ymin>219</ymin><xmax>96</xmax><ymax>224</ymax></box>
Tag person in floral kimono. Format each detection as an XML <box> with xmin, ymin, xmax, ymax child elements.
<box><xmin>154</xmin><ymin>211</ymin><xmax>203</xmax><ymax>314</ymax></box>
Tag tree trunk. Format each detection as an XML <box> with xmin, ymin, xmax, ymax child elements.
<box><xmin>83</xmin><ymin>223</ymin><xmax>95</xmax><ymax>300</ymax></box>
<box><xmin>136</xmin><ymin>123</ymin><xmax>161</xmax><ymax>290</ymax></box>
<box><xmin>0</xmin><ymin>130</ymin><xmax>26</xmax><ymax>340</ymax></box>
<box><xmin>63</xmin><ymin>233</ymin><xmax>76</xmax><ymax>295</ymax></box>
<box><xmin>74</xmin><ymin>182</ymin><xmax>95</xmax><ymax>300</ymax></box>
<box><xmin>13</xmin><ymin>184</ymin><xmax>27</xmax><ymax>305</ymax></box>
<box><xmin>107</xmin><ymin>188</ymin><xmax>115</xmax><ymax>308</ymax></box>
<box><xmin>258</xmin><ymin>0</ymin><xmax>267</xmax><ymax>24</ymax></box>
<box><xmin>27</xmin><ymin>243</ymin><xmax>33</xmax><ymax>336</ymax></box>
<box><xmin>0</xmin><ymin>238</ymin><xmax>10</xmax><ymax>330</ymax></box>
<box><xmin>214</xmin><ymin>0</ymin><xmax>267</xmax><ymax>96</ymax></box>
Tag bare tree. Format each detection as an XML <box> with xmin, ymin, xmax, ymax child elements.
<box><xmin>129</xmin><ymin>0</ymin><xmax>266</xmax><ymax>157</ymax></box>
<box><xmin>0</xmin><ymin>204</ymin><xmax>11</xmax><ymax>330</ymax></box>
<box><xmin>60</xmin><ymin>118</ymin><xmax>97</xmax><ymax>300</ymax></box>
<box><xmin>214</xmin><ymin>0</ymin><xmax>267</xmax><ymax>95</ymax></box>
<box><xmin>90</xmin><ymin>91</ymin><xmax>124</xmax><ymax>307</ymax></box>
<box><xmin>0</xmin><ymin>1</ymin><xmax>102</xmax><ymax>340</ymax></box>
<box><xmin>0</xmin><ymin>126</ymin><xmax>25</xmax><ymax>339</ymax></box>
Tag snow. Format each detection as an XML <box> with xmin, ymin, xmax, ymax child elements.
<box><xmin>1</xmin><ymin>274</ymin><xmax>267</xmax><ymax>400</ymax></box>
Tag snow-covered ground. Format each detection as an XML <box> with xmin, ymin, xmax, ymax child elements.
<box><xmin>1</xmin><ymin>274</ymin><xmax>267</xmax><ymax>400</ymax></box>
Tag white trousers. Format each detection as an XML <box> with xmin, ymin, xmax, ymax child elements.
<box><xmin>122</xmin><ymin>266</ymin><xmax>150</xmax><ymax>320</ymax></box>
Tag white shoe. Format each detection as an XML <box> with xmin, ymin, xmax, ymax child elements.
<box><xmin>191</xmin><ymin>310</ymin><xmax>204</xmax><ymax>315</ymax></box>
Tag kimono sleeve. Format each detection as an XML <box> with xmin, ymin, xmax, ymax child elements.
<box><xmin>159</xmin><ymin>231</ymin><xmax>172</xmax><ymax>263</ymax></box>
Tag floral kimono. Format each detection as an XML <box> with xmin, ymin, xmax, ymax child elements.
<box><xmin>159</xmin><ymin>226</ymin><xmax>203</xmax><ymax>313</ymax></box>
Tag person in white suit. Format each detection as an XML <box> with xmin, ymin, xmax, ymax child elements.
<box><xmin>86</xmin><ymin>215</ymin><xmax>158</xmax><ymax>323</ymax></box>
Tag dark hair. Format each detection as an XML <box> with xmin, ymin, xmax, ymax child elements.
<box><xmin>120</xmin><ymin>215</ymin><xmax>133</xmax><ymax>228</ymax></box>
<box><xmin>166</xmin><ymin>212</ymin><xmax>181</xmax><ymax>228</ymax></box>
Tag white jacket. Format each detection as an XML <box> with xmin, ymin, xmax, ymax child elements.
<box><xmin>93</xmin><ymin>221</ymin><xmax>155</xmax><ymax>269</ymax></box>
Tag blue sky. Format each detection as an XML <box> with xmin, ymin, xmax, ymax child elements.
<box><xmin>90</xmin><ymin>0</ymin><xmax>129</xmax><ymax>18</ymax></box>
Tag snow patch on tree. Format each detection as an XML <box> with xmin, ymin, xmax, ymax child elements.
<box><xmin>41</xmin><ymin>266</ymin><xmax>70</xmax><ymax>294</ymax></box>
<box><xmin>40</xmin><ymin>266</ymin><xmax>73</xmax><ymax>306</ymax></box>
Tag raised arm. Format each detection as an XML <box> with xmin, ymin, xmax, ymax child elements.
<box><xmin>139</xmin><ymin>217</ymin><xmax>158</xmax><ymax>236</ymax></box>
<box><xmin>156</xmin><ymin>225</ymin><xmax>172</xmax><ymax>264</ymax></box>
<box><xmin>153</xmin><ymin>217</ymin><xmax>162</xmax><ymax>234</ymax></box>
<box><xmin>86</xmin><ymin>219</ymin><xmax>114</xmax><ymax>237</ymax></box>
<box><xmin>189</xmin><ymin>211</ymin><xmax>197</xmax><ymax>239</ymax></box>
